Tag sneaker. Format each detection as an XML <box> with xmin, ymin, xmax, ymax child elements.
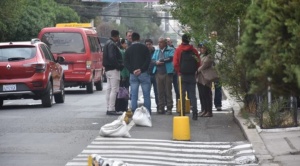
<box><xmin>216</xmin><ymin>107</ymin><xmax>222</xmax><ymax>111</ymax></box>
<box><xmin>106</xmin><ymin>111</ymin><xmax>123</xmax><ymax>115</ymax></box>
<box><xmin>192</xmin><ymin>112</ymin><xmax>198</xmax><ymax>120</ymax></box>
<box><xmin>203</xmin><ymin>112</ymin><xmax>213</xmax><ymax>117</ymax></box>
<box><xmin>166</xmin><ymin>110</ymin><xmax>172</xmax><ymax>115</ymax></box>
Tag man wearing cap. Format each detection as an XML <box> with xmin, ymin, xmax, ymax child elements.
<box><xmin>173</xmin><ymin>34</ymin><xmax>201</xmax><ymax>120</ymax></box>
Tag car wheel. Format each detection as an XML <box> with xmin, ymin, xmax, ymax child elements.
<box><xmin>86</xmin><ymin>81</ymin><xmax>93</xmax><ymax>94</ymax></box>
<box><xmin>0</xmin><ymin>99</ymin><xmax>3</xmax><ymax>107</ymax></box>
<box><xmin>95</xmin><ymin>79</ymin><xmax>103</xmax><ymax>91</ymax></box>
<box><xmin>54</xmin><ymin>78</ymin><xmax>65</xmax><ymax>103</ymax></box>
<box><xmin>41</xmin><ymin>82</ymin><xmax>53</xmax><ymax>107</ymax></box>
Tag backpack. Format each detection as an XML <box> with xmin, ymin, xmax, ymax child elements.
<box><xmin>179</xmin><ymin>50</ymin><xmax>198</xmax><ymax>74</ymax></box>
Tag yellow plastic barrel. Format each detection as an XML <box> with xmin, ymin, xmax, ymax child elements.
<box><xmin>173</xmin><ymin>116</ymin><xmax>190</xmax><ymax>140</ymax></box>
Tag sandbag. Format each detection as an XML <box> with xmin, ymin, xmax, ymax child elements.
<box><xmin>99</xmin><ymin>117</ymin><xmax>131</xmax><ymax>137</ymax></box>
<box><xmin>132</xmin><ymin>106</ymin><xmax>152</xmax><ymax>127</ymax></box>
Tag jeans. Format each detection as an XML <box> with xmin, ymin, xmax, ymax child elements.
<box><xmin>130</xmin><ymin>72</ymin><xmax>151</xmax><ymax>114</ymax></box>
<box><xmin>214</xmin><ymin>81</ymin><xmax>222</xmax><ymax>108</ymax></box>
<box><xmin>106</xmin><ymin>69</ymin><xmax>120</xmax><ymax>111</ymax></box>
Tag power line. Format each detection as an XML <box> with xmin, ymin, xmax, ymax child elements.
<box><xmin>93</xmin><ymin>14</ymin><xmax>175</xmax><ymax>19</ymax></box>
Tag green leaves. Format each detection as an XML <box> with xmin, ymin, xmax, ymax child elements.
<box><xmin>0</xmin><ymin>0</ymin><xmax>80</xmax><ymax>41</ymax></box>
<box><xmin>238</xmin><ymin>0</ymin><xmax>300</xmax><ymax>96</ymax></box>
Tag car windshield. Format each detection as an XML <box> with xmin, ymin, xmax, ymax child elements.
<box><xmin>0</xmin><ymin>46</ymin><xmax>36</xmax><ymax>62</ymax></box>
<box><xmin>41</xmin><ymin>32</ymin><xmax>85</xmax><ymax>54</ymax></box>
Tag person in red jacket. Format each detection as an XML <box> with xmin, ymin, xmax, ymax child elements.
<box><xmin>173</xmin><ymin>34</ymin><xmax>201</xmax><ymax>120</ymax></box>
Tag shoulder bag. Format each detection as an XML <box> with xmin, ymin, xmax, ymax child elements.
<box><xmin>201</xmin><ymin>66</ymin><xmax>219</xmax><ymax>82</ymax></box>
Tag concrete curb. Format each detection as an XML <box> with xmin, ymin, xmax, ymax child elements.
<box><xmin>222</xmin><ymin>87</ymin><xmax>275</xmax><ymax>165</ymax></box>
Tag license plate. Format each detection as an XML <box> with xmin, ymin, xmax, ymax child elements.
<box><xmin>61</xmin><ymin>65</ymin><xmax>68</xmax><ymax>70</ymax></box>
<box><xmin>3</xmin><ymin>84</ymin><xmax>16</xmax><ymax>91</ymax></box>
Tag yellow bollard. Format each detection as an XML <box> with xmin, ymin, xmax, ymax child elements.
<box><xmin>173</xmin><ymin>116</ymin><xmax>190</xmax><ymax>140</ymax></box>
<box><xmin>87</xmin><ymin>155</ymin><xmax>93</xmax><ymax>166</ymax></box>
<box><xmin>176</xmin><ymin>92</ymin><xmax>190</xmax><ymax>114</ymax></box>
<box><xmin>173</xmin><ymin>75</ymin><xmax>191</xmax><ymax>141</ymax></box>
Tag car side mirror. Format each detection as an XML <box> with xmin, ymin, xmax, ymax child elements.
<box><xmin>57</xmin><ymin>56</ymin><xmax>65</xmax><ymax>63</ymax></box>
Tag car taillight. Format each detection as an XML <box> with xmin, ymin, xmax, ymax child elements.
<box><xmin>86</xmin><ymin>61</ymin><xmax>91</xmax><ymax>69</ymax></box>
<box><xmin>23</xmin><ymin>63</ymin><xmax>46</xmax><ymax>73</ymax></box>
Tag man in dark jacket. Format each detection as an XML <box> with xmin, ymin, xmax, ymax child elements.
<box><xmin>124</xmin><ymin>32</ymin><xmax>151</xmax><ymax>114</ymax></box>
<box><xmin>103</xmin><ymin>30</ymin><xmax>123</xmax><ymax>115</ymax></box>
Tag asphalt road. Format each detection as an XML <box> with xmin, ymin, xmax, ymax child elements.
<box><xmin>0</xmin><ymin>83</ymin><xmax>248</xmax><ymax>166</ymax></box>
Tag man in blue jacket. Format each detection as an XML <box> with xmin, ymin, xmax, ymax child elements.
<box><xmin>152</xmin><ymin>37</ymin><xmax>175</xmax><ymax>114</ymax></box>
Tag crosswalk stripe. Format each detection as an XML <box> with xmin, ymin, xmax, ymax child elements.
<box><xmin>66</xmin><ymin>137</ymin><xmax>257</xmax><ymax>166</ymax></box>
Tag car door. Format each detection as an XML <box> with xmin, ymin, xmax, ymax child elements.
<box><xmin>40</xmin><ymin>44</ymin><xmax>60</xmax><ymax>92</ymax></box>
<box><xmin>87</xmin><ymin>36</ymin><xmax>102</xmax><ymax>82</ymax></box>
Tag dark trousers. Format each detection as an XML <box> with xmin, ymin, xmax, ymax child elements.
<box><xmin>156</xmin><ymin>73</ymin><xmax>173</xmax><ymax>111</ymax></box>
<box><xmin>150</xmin><ymin>75</ymin><xmax>158</xmax><ymax>107</ymax></box>
<box><xmin>214</xmin><ymin>81</ymin><xmax>222</xmax><ymax>107</ymax></box>
<box><xmin>197</xmin><ymin>83</ymin><xmax>212</xmax><ymax>114</ymax></box>
<box><xmin>173</xmin><ymin>73</ymin><xmax>180</xmax><ymax>100</ymax></box>
<box><xmin>180</xmin><ymin>75</ymin><xmax>198</xmax><ymax>115</ymax></box>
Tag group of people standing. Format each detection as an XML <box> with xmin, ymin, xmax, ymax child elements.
<box><xmin>103</xmin><ymin>29</ymin><xmax>223</xmax><ymax>121</ymax></box>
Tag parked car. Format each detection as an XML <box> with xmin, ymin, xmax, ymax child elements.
<box><xmin>0</xmin><ymin>39</ymin><xmax>65</xmax><ymax>107</ymax></box>
<box><xmin>99</xmin><ymin>37</ymin><xmax>109</xmax><ymax>48</ymax></box>
<box><xmin>38</xmin><ymin>27</ymin><xmax>104</xmax><ymax>93</ymax></box>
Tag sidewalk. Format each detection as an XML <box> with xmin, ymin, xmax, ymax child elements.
<box><xmin>224</xmin><ymin>88</ymin><xmax>300</xmax><ymax>166</ymax></box>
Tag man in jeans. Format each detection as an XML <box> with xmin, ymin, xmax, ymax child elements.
<box><xmin>124</xmin><ymin>32</ymin><xmax>151</xmax><ymax>113</ymax></box>
<box><xmin>210</xmin><ymin>31</ymin><xmax>224</xmax><ymax>111</ymax></box>
<box><xmin>173</xmin><ymin>34</ymin><xmax>200</xmax><ymax>120</ymax></box>
<box><xmin>103</xmin><ymin>30</ymin><xmax>123</xmax><ymax>115</ymax></box>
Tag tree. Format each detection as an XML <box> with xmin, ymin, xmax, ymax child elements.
<box><xmin>54</xmin><ymin>0</ymin><xmax>107</xmax><ymax>22</ymax></box>
<box><xmin>237</xmin><ymin>0</ymin><xmax>300</xmax><ymax>97</ymax></box>
<box><xmin>168</xmin><ymin>0</ymin><xmax>251</xmax><ymax>103</ymax></box>
<box><xmin>55</xmin><ymin>5</ymin><xmax>80</xmax><ymax>23</ymax></box>
<box><xmin>0</xmin><ymin>0</ymin><xmax>25</xmax><ymax>41</ymax></box>
<box><xmin>119</xmin><ymin>2</ymin><xmax>162</xmax><ymax>41</ymax></box>
<box><xmin>2</xmin><ymin>0</ymin><xmax>80</xmax><ymax>41</ymax></box>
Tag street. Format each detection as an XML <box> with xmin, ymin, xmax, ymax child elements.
<box><xmin>0</xmin><ymin>83</ymin><xmax>256</xmax><ymax>166</ymax></box>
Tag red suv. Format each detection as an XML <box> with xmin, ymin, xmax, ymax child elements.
<box><xmin>0</xmin><ymin>39</ymin><xmax>65</xmax><ymax>107</ymax></box>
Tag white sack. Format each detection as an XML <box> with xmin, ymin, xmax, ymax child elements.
<box><xmin>132</xmin><ymin>106</ymin><xmax>152</xmax><ymax>127</ymax></box>
<box><xmin>99</xmin><ymin>119</ymin><xmax>131</xmax><ymax>137</ymax></box>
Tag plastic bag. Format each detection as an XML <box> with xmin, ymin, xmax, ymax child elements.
<box><xmin>117</xmin><ymin>87</ymin><xmax>129</xmax><ymax>99</ymax></box>
<box><xmin>90</xmin><ymin>154</ymin><xmax>129</xmax><ymax>166</ymax></box>
<box><xmin>99</xmin><ymin>118</ymin><xmax>131</xmax><ymax>137</ymax></box>
<box><xmin>132</xmin><ymin>106</ymin><xmax>152</xmax><ymax>127</ymax></box>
